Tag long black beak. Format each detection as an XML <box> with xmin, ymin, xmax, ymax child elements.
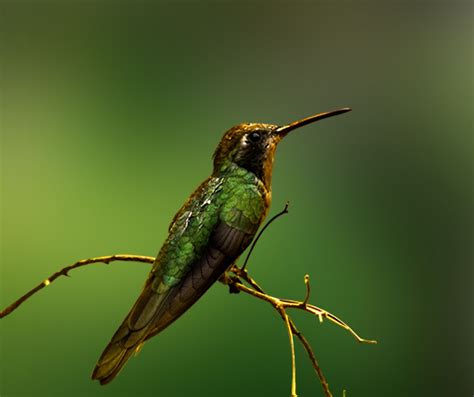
<box><xmin>275</xmin><ymin>107</ymin><xmax>351</xmax><ymax>138</ymax></box>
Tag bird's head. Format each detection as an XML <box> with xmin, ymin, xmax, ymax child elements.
<box><xmin>213</xmin><ymin>108</ymin><xmax>351</xmax><ymax>188</ymax></box>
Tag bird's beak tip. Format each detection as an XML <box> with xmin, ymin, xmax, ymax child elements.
<box><xmin>275</xmin><ymin>107</ymin><xmax>352</xmax><ymax>137</ymax></box>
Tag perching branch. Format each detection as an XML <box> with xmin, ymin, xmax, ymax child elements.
<box><xmin>0</xmin><ymin>205</ymin><xmax>376</xmax><ymax>397</ymax></box>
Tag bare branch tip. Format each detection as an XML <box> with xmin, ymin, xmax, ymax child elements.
<box><xmin>302</xmin><ymin>274</ymin><xmax>311</xmax><ymax>306</ymax></box>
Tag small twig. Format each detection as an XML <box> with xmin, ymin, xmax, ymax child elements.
<box><xmin>0</xmin><ymin>254</ymin><xmax>155</xmax><ymax>319</ymax></box>
<box><xmin>289</xmin><ymin>320</ymin><xmax>331</xmax><ymax>397</ymax></box>
<box><xmin>278</xmin><ymin>305</ymin><xmax>297</xmax><ymax>397</ymax></box>
<box><xmin>302</xmin><ymin>274</ymin><xmax>311</xmax><ymax>306</ymax></box>
<box><xmin>241</xmin><ymin>201</ymin><xmax>289</xmax><ymax>270</ymax></box>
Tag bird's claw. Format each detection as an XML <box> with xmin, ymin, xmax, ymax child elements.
<box><xmin>218</xmin><ymin>272</ymin><xmax>241</xmax><ymax>294</ymax></box>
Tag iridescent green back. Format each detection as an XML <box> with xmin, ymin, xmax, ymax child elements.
<box><xmin>151</xmin><ymin>162</ymin><xmax>268</xmax><ymax>293</ymax></box>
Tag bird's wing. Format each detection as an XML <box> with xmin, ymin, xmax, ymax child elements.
<box><xmin>144</xmin><ymin>213</ymin><xmax>255</xmax><ymax>341</ymax></box>
<box><xmin>92</xmin><ymin>178</ymin><xmax>265</xmax><ymax>385</ymax></box>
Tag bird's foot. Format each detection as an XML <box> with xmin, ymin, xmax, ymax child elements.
<box><xmin>218</xmin><ymin>272</ymin><xmax>241</xmax><ymax>294</ymax></box>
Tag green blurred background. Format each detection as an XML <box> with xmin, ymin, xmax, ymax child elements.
<box><xmin>1</xmin><ymin>1</ymin><xmax>472</xmax><ymax>396</ymax></box>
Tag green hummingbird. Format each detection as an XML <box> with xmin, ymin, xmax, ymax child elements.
<box><xmin>91</xmin><ymin>107</ymin><xmax>351</xmax><ymax>384</ymax></box>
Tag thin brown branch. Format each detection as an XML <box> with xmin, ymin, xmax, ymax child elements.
<box><xmin>0</xmin><ymin>254</ymin><xmax>155</xmax><ymax>319</ymax></box>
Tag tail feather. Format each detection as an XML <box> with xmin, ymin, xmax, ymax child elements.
<box><xmin>91</xmin><ymin>284</ymin><xmax>168</xmax><ymax>384</ymax></box>
<box><xmin>94</xmin><ymin>349</ymin><xmax>135</xmax><ymax>385</ymax></box>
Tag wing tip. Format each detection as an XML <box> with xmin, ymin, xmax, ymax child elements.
<box><xmin>91</xmin><ymin>348</ymin><xmax>133</xmax><ymax>386</ymax></box>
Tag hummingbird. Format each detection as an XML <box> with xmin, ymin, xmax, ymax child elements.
<box><xmin>91</xmin><ymin>107</ymin><xmax>351</xmax><ymax>384</ymax></box>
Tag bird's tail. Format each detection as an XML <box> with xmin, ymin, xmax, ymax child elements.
<box><xmin>91</xmin><ymin>284</ymin><xmax>167</xmax><ymax>385</ymax></box>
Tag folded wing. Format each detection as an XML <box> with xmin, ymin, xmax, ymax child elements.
<box><xmin>91</xmin><ymin>219</ymin><xmax>254</xmax><ymax>385</ymax></box>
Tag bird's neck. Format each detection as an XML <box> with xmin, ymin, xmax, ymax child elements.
<box><xmin>213</xmin><ymin>158</ymin><xmax>273</xmax><ymax>191</ymax></box>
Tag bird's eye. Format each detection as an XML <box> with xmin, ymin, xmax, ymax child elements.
<box><xmin>248</xmin><ymin>132</ymin><xmax>261</xmax><ymax>142</ymax></box>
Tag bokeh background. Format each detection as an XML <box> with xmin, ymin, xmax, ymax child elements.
<box><xmin>1</xmin><ymin>1</ymin><xmax>472</xmax><ymax>396</ymax></box>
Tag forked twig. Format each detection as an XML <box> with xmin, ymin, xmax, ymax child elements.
<box><xmin>224</xmin><ymin>269</ymin><xmax>376</xmax><ymax>397</ymax></box>
<box><xmin>290</xmin><ymin>320</ymin><xmax>330</xmax><ymax>396</ymax></box>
